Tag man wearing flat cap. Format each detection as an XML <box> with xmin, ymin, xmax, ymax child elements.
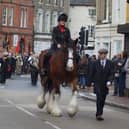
<box><xmin>88</xmin><ymin>48</ymin><xmax>114</xmax><ymax>121</ymax></box>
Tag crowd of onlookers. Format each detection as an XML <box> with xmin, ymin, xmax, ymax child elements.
<box><xmin>0</xmin><ymin>52</ymin><xmax>36</xmax><ymax>85</ymax></box>
<box><xmin>78</xmin><ymin>51</ymin><xmax>129</xmax><ymax>97</ymax></box>
<box><xmin>1</xmin><ymin>50</ymin><xmax>129</xmax><ymax>97</ymax></box>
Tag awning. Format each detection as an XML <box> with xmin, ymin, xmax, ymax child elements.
<box><xmin>117</xmin><ymin>23</ymin><xmax>129</xmax><ymax>34</ymax></box>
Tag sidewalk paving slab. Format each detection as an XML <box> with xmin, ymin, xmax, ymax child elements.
<box><xmin>79</xmin><ymin>90</ymin><xmax>129</xmax><ymax>110</ymax></box>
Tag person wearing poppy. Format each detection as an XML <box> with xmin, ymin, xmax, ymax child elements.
<box><xmin>42</xmin><ymin>13</ymin><xmax>73</xmax><ymax>76</ymax></box>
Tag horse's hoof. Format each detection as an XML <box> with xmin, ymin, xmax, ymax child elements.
<box><xmin>51</xmin><ymin>111</ymin><xmax>62</xmax><ymax>117</ymax></box>
<box><xmin>46</xmin><ymin>107</ymin><xmax>52</xmax><ymax>114</ymax></box>
<box><xmin>37</xmin><ymin>96</ymin><xmax>46</xmax><ymax>109</ymax></box>
<box><xmin>67</xmin><ymin>106</ymin><xmax>78</xmax><ymax>118</ymax></box>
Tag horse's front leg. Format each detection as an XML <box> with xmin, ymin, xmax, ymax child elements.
<box><xmin>50</xmin><ymin>81</ymin><xmax>62</xmax><ymax>117</ymax></box>
<box><xmin>37</xmin><ymin>78</ymin><xmax>47</xmax><ymax>109</ymax></box>
<box><xmin>67</xmin><ymin>78</ymin><xmax>79</xmax><ymax>117</ymax></box>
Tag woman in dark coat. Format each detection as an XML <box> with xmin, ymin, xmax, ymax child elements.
<box><xmin>42</xmin><ymin>13</ymin><xmax>72</xmax><ymax>76</ymax></box>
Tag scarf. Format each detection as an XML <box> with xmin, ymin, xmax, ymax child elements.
<box><xmin>59</xmin><ymin>25</ymin><xmax>65</xmax><ymax>32</ymax></box>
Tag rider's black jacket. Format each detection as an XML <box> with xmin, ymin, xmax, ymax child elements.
<box><xmin>51</xmin><ymin>26</ymin><xmax>72</xmax><ymax>49</ymax></box>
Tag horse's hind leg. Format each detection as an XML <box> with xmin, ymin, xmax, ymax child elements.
<box><xmin>67</xmin><ymin>78</ymin><xmax>79</xmax><ymax>117</ymax></box>
<box><xmin>37</xmin><ymin>78</ymin><xmax>47</xmax><ymax>109</ymax></box>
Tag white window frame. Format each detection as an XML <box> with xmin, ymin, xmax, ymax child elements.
<box><xmin>2</xmin><ymin>7</ymin><xmax>8</xmax><ymax>26</ymax></box>
<box><xmin>60</xmin><ymin>0</ymin><xmax>64</xmax><ymax>7</ymax></box>
<box><xmin>115</xmin><ymin>0</ymin><xmax>120</xmax><ymax>23</ymax></box>
<box><xmin>52</xmin><ymin>11</ymin><xmax>58</xmax><ymax>27</ymax></box>
<box><xmin>24</xmin><ymin>8</ymin><xmax>27</xmax><ymax>28</ymax></box>
<box><xmin>36</xmin><ymin>9</ymin><xmax>43</xmax><ymax>32</ymax></box>
<box><xmin>9</xmin><ymin>7</ymin><xmax>14</xmax><ymax>26</ymax></box>
<box><xmin>53</xmin><ymin>0</ymin><xmax>58</xmax><ymax>6</ymax></box>
<box><xmin>39</xmin><ymin>0</ymin><xmax>43</xmax><ymax>4</ymax></box>
<box><xmin>46</xmin><ymin>0</ymin><xmax>51</xmax><ymax>4</ymax></box>
<box><xmin>20</xmin><ymin>8</ymin><xmax>24</xmax><ymax>27</ymax></box>
<box><xmin>88</xmin><ymin>9</ymin><xmax>96</xmax><ymax>17</ymax></box>
<box><xmin>20</xmin><ymin>8</ymin><xmax>27</xmax><ymax>28</ymax></box>
<box><xmin>102</xmin><ymin>0</ymin><xmax>109</xmax><ymax>23</ymax></box>
<box><xmin>45</xmin><ymin>11</ymin><xmax>50</xmax><ymax>33</ymax></box>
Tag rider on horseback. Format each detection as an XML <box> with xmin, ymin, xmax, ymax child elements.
<box><xmin>41</xmin><ymin>13</ymin><xmax>73</xmax><ymax>76</ymax></box>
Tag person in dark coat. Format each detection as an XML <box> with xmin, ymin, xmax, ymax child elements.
<box><xmin>28</xmin><ymin>54</ymin><xmax>39</xmax><ymax>86</ymax></box>
<box><xmin>42</xmin><ymin>13</ymin><xmax>73</xmax><ymax>76</ymax></box>
<box><xmin>78</xmin><ymin>55</ymin><xmax>89</xmax><ymax>89</ymax></box>
<box><xmin>88</xmin><ymin>48</ymin><xmax>114</xmax><ymax>121</ymax></box>
<box><xmin>0</xmin><ymin>53</ymin><xmax>8</xmax><ymax>85</ymax></box>
<box><xmin>112</xmin><ymin>54</ymin><xmax>122</xmax><ymax>96</ymax></box>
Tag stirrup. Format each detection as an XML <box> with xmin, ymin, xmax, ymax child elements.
<box><xmin>42</xmin><ymin>76</ymin><xmax>48</xmax><ymax>85</ymax></box>
<box><xmin>41</xmin><ymin>69</ymin><xmax>47</xmax><ymax>76</ymax></box>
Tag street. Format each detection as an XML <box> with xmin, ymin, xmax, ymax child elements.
<box><xmin>0</xmin><ymin>75</ymin><xmax>129</xmax><ymax>129</ymax></box>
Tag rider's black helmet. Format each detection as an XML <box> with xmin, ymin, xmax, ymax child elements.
<box><xmin>58</xmin><ymin>13</ymin><xmax>68</xmax><ymax>22</ymax></box>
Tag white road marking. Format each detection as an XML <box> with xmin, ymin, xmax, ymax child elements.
<box><xmin>5</xmin><ymin>99</ymin><xmax>37</xmax><ymax>118</ymax></box>
<box><xmin>5</xmin><ymin>99</ymin><xmax>62</xmax><ymax>129</ymax></box>
<box><xmin>0</xmin><ymin>105</ymin><xmax>13</xmax><ymax>107</ymax></box>
<box><xmin>45</xmin><ymin>121</ymin><xmax>62</xmax><ymax>129</ymax></box>
<box><xmin>16</xmin><ymin>106</ymin><xmax>37</xmax><ymax>117</ymax></box>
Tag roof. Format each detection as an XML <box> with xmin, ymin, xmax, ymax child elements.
<box><xmin>70</xmin><ymin>0</ymin><xmax>96</xmax><ymax>6</ymax></box>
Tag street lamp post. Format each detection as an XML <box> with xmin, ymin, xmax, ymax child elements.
<box><xmin>109</xmin><ymin>16</ymin><xmax>112</xmax><ymax>59</ymax></box>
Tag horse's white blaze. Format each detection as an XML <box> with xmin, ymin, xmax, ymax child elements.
<box><xmin>66</xmin><ymin>48</ymin><xmax>74</xmax><ymax>71</ymax></box>
<box><xmin>47</xmin><ymin>92</ymin><xmax>53</xmax><ymax>113</ymax></box>
<box><xmin>67</xmin><ymin>91</ymin><xmax>78</xmax><ymax>117</ymax></box>
<box><xmin>51</xmin><ymin>94</ymin><xmax>62</xmax><ymax>117</ymax></box>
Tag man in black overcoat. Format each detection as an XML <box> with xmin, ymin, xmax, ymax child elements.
<box><xmin>88</xmin><ymin>48</ymin><xmax>114</xmax><ymax>121</ymax></box>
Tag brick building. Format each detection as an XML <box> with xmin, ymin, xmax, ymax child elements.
<box><xmin>0</xmin><ymin>0</ymin><xmax>34</xmax><ymax>55</ymax></box>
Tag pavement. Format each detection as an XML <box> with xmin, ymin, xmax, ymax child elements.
<box><xmin>79</xmin><ymin>87</ymin><xmax>129</xmax><ymax>110</ymax></box>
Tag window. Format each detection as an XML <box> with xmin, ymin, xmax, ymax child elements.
<box><xmin>45</xmin><ymin>11</ymin><xmax>50</xmax><ymax>33</ymax></box>
<box><xmin>20</xmin><ymin>8</ymin><xmax>27</xmax><ymax>28</ymax></box>
<box><xmin>9</xmin><ymin>7</ymin><xmax>14</xmax><ymax>26</ymax></box>
<box><xmin>88</xmin><ymin>9</ymin><xmax>96</xmax><ymax>17</ymax></box>
<box><xmin>103</xmin><ymin>0</ymin><xmax>109</xmax><ymax>21</ymax></box>
<box><xmin>53</xmin><ymin>0</ymin><xmax>58</xmax><ymax>5</ymax></box>
<box><xmin>60</xmin><ymin>0</ymin><xmax>64</xmax><ymax>7</ymax></box>
<box><xmin>36</xmin><ymin>9</ymin><xmax>43</xmax><ymax>32</ymax></box>
<box><xmin>103</xmin><ymin>42</ymin><xmax>109</xmax><ymax>50</ymax></box>
<box><xmin>24</xmin><ymin>8</ymin><xmax>27</xmax><ymax>27</ymax></box>
<box><xmin>96</xmin><ymin>42</ymin><xmax>100</xmax><ymax>50</ymax></box>
<box><xmin>39</xmin><ymin>0</ymin><xmax>43</xmax><ymax>3</ymax></box>
<box><xmin>88</xmin><ymin>25</ymin><xmax>95</xmax><ymax>38</ymax></box>
<box><xmin>114</xmin><ymin>40</ymin><xmax>122</xmax><ymax>54</ymax></box>
<box><xmin>46</xmin><ymin>0</ymin><xmax>51</xmax><ymax>4</ymax></box>
<box><xmin>2</xmin><ymin>7</ymin><xmax>8</xmax><ymax>25</ymax></box>
<box><xmin>52</xmin><ymin>11</ymin><xmax>58</xmax><ymax>27</ymax></box>
<box><xmin>116</xmin><ymin>0</ymin><xmax>120</xmax><ymax>23</ymax></box>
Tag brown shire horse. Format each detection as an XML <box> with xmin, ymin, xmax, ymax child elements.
<box><xmin>37</xmin><ymin>40</ymin><xmax>79</xmax><ymax>117</ymax></box>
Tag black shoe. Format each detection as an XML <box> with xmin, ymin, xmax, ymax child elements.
<box><xmin>96</xmin><ymin>116</ymin><xmax>104</xmax><ymax>121</ymax></box>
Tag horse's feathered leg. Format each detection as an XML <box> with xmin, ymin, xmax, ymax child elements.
<box><xmin>67</xmin><ymin>78</ymin><xmax>79</xmax><ymax>117</ymax></box>
<box><xmin>37</xmin><ymin>86</ymin><xmax>46</xmax><ymax>109</ymax></box>
<box><xmin>47</xmin><ymin>90</ymin><xmax>54</xmax><ymax>114</ymax></box>
<box><xmin>50</xmin><ymin>81</ymin><xmax>62</xmax><ymax>117</ymax></box>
